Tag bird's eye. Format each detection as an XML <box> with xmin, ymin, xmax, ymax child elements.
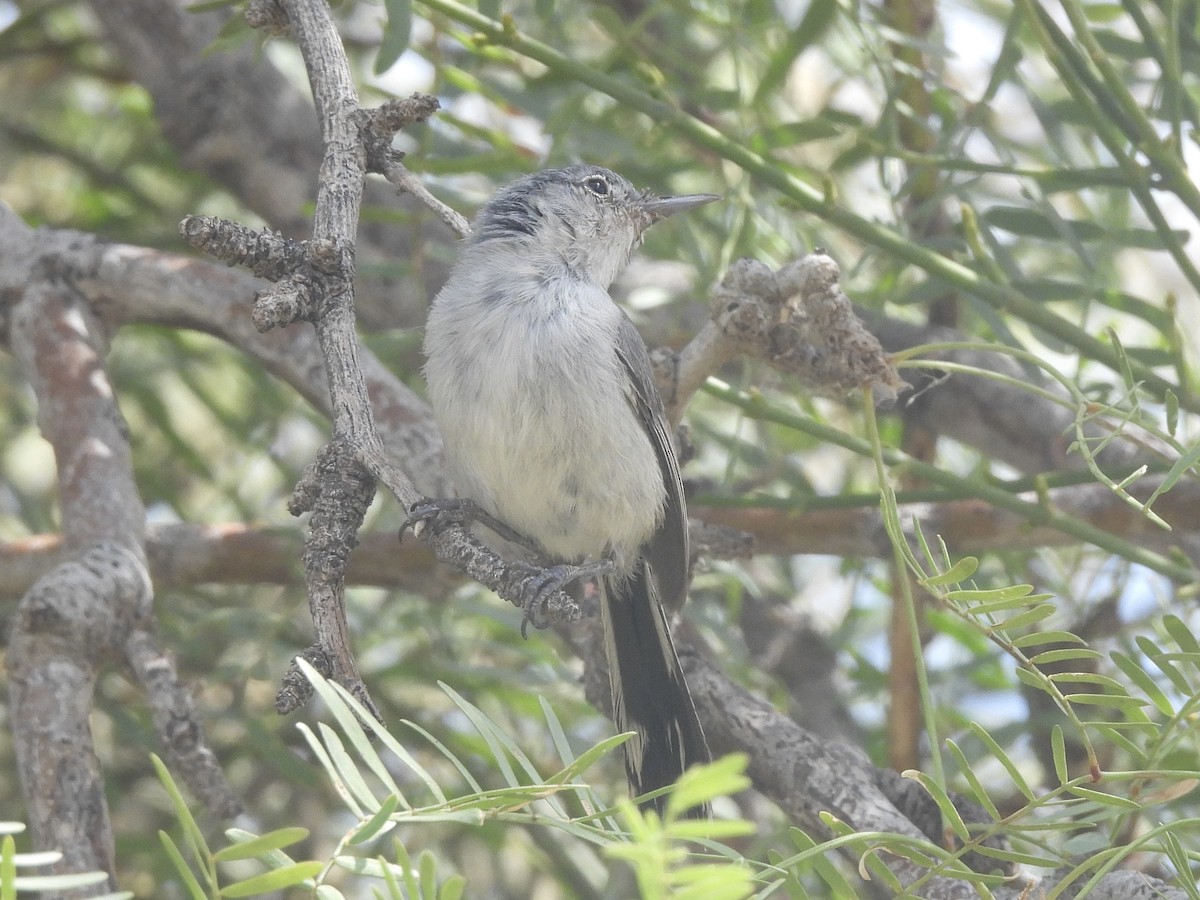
<box><xmin>583</xmin><ymin>175</ymin><xmax>610</xmax><ymax>197</ymax></box>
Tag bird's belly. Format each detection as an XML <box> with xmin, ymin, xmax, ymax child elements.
<box><xmin>436</xmin><ymin>342</ymin><xmax>663</xmax><ymax>563</ymax></box>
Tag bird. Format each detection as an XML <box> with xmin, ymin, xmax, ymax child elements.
<box><xmin>420</xmin><ymin>164</ymin><xmax>716</xmax><ymax>816</ymax></box>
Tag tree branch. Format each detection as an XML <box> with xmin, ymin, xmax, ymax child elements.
<box><xmin>1</xmin><ymin>217</ymin><xmax>238</xmax><ymax>887</ymax></box>
<box><xmin>693</xmin><ymin>473</ymin><xmax>1200</xmax><ymax>562</ymax></box>
<box><xmin>87</xmin><ymin>0</ymin><xmax>450</xmax><ymax>329</ymax></box>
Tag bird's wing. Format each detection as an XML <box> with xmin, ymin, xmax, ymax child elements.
<box><xmin>614</xmin><ymin>311</ymin><xmax>690</xmax><ymax>612</ymax></box>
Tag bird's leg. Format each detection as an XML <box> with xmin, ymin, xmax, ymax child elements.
<box><xmin>404</xmin><ymin>497</ymin><xmax>615</xmax><ymax>636</ymax></box>
<box><xmin>402</xmin><ymin>496</ymin><xmax>543</xmax><ymax>555</ymax></box>
<box><xmin>514</xmin><ymin>557</ymin><xmax>617</xmax><ymax>638</ymax></box>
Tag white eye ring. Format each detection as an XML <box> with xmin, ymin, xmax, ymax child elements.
<box><xmin>583</xmin><ymin>175</ymin><xmax>610</xmax><ymax>197</ymax></box>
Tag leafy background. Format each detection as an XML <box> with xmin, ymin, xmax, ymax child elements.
<box><xmin>1</xmin><ymin>0</ymin><xmax>1199</xmax><ymax>896</ymax></box>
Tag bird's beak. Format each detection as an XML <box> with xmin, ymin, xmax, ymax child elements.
<box><xmin>639</xmin><ymin>193</ymin><xmax>721</xmax><ymax>223</ymax></box>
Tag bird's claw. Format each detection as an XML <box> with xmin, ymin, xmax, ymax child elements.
<box><xmin>515</xmin><ymin>558</ymin><xmax>616</xmax><ymax>637</ymax></box>
<box><xmin>401</xmin><ymin>497</ymin><xmax>543</xmax><ymax>554</ymax></box>
<box><xmin>399</xmin><ymin>497</ymin><xmax>479</xmax><ymax>542</ymax></box>
<box><xmin>518</xmin><ymin>564</ymin><xmax>575</xmax><ymax>638</ymax></box>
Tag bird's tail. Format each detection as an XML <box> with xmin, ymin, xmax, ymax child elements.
<box><xmin>600</xmin><ymin>561</ymin><xmax>711</xmax><ymax>817</ymax></box>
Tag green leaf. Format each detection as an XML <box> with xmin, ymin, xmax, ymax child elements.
<box><xmin>394</xmin><ymin>838</ymin><xmax>419</xmax><ymax>897</ymax></box>
<box><xmin>10</xmin><ymin>874</ymin><xmax>114</xmax><ymax>892</ymax></box>
<box><xmin>1030</xmin><ymin>648</ymin><xmax>1104</xmax><ymax>665</ymax></box>
<box><xmin>439</xmin><ymin>874</ymin><xmax>468</xmax><ymax>900</ymax></box>
<box><xmin>158</xmin><ymin>832</ymin><xmax>207</xmax><ymax>900</ymax></box>
<box><xmin>445</xmin><ymin>688</ymin><xmax>548</xmax><ymax>792</ymax></box>
<box><xmin>1012</xmin><ymin>630</ymin><xmax>1087</xmax><ymax>649</ymax></box>
<box><xmin>1051</xmin><ymin>726</ymin><xmax>1069</xmax><ymax>785</ymax></box>
<box><xmin>443</xmin><ymin>783</ymin><xmax>568</xmax><ymax>812</ymax></box>
<box><xmin>752</xmin><ymin>120</ymin><xmax>842</xmax><ymax>150</ymax></box>
<box><xmin>903</xmin><ymin>771</ymin><xmax>968</xmax><ymax>841</ymax></box>
<box><xmin>859</xmin><ymin>843</ymin><xmax>928</xmax><ymax>892</ymax></box>
<box><xmin>1110</xmin><ymin>651</ymin><xmax>1174</xmax><ymax>717</ymax></box>
<box><xmin>1015</xmin><ymin>279</ymin><xmax>1172</xmax><ymax>329</ymax></box>
<box><xmin>997</xmin><ymin>603</ymin><xmax>1057</xmax><ymax>632</ymax></box>
<box><xmin>910</xmin><ymin>516</ymin><xmax>936</xmax><ymax>575</ymax></box>
<box><xmin>539</xmin><ymin>697</ymin><xmax>577</xmax><ymax>768</ymax></box>
<box><xmin>220</xmin><ymin>861</ymin><xmax>323</xmax><ymax>897</ymax></box>
<box><xmin>419</xmin><ymin>849</ymin><xmax>437</xmax><ymax>900</ymax></box>
<box><xmin>297</xmin><ymin>723</ymin><xmax>365</xmax><ymax>818</ymax></box>
<box><xmin>790</xmin><ymin>829</ymin><xmax>857</xmax><ymax>897</ymax></box>
<box><xmin>1091</xmin><ymin>724</ymin><xmax>1149</xmax><ymax>758</ymax></box>
<box><xmin>351</xmin><ymin>794</ymin><xmax>400</xmax><ymax>845</ymax></box>
<box><xmin>545</xmin><ymin>732</ymin><xmax>631</xmax><ymax>785</ymax></box>
<box><xmin>666</xmin><ymin>753</ymin><xmax>750</xmax><ymax>819</ymax></box>
<box><xmin>968</xmin><ymin>843</ymin><xmax>1062</xmax><ymax>868</ymax></box>
<box><xmin>922</xmin><ymin>555</ymin><xmax>979</xmax><ymax>587</ymax></box>
<box><xmin>151</xmin><ymin>756</ymin><xmax>214</xmax><ymax>893</ymax></box>
<box><xmin>944</xmin><ymin>583</ymin><xmax>1038</xmax><ymax>608</ymax></box>
<box><xmin>1014</xmin><ymin>665</ymin><xmax>1051</xmax><ymax>692</ymax></box>
<box><xmin>334</xmin><ymin>855</ymin><xmax>411</xmax><ymax>880</ymax></box>
<box><xmin>1135</xmin><ymin>636</ymin><xmax>1193</xmax><ymax>694</ymax></box>
<box><xmin>1162</xmin><ymin>832</ymin><xmax>1200</xmax><ymax>900</ymax></box>
<box><xmin>1060</xmin><ymin>692</ymin><xmax>1148</xmax><ymax>710</ymax></box>
<box><xmin>302</xmin><ymin>662</ymin><xmax>403</xmax><ymax>799</ymax></box>
<box><xmin>1107</xmin><ymin>327</ymin><xmax>1138</xmax><ymax>392</ymax></box>
<box><xmin>222</xmin><ymin>828</ymin><xmax>299</xmax><ymax>877</ymax></box>
<box><xmin>670</xmin><ymin>863</ymin><xmax>756</xmax><ymax>899</ymax></box>
<box><xmin>985</xmin><ymin>205</ymin><xmax>1190</xmax><ymax>248</ymax></box>
<box><xmin>1163</xmin><ymin>614</ymin><xmax>1200</xmax><ymax>654</ymax></box>
<box><xmin>968</xmin><ymin>722</ymin><xmax>1034</xmax><ymax>800</ymax></box>
<box><xmin>753</xmin><ymin>0</ymin><xmax>838</xmax><ymax>104</ymax></box>
<box><xmin>945</xmin><ymin>739</ymin><xmax>1001</xmax><ymax>820</ymax></box>
<box><xmin>439</xmin><ymin>683</ymin><xmax>525</xmax><ymax>788</ymax></box>
<box><xmin>399</xmin><ymin>719</ymin><xmax>482</xmax><ymax>795</ymax></box>
<box><xmin>1048</xmin><ymin>672</ymin><xmax>1127</xmax><ymax>691</ymax></box>
<box><xmin>318</xmin><ymin>722</ymin><xmax>383</xmax><ymax>813</ymax></box>
<box><xmin>8</xmin><ymin>851</ymin><xmax>61</xmax><ymax>869</ymax></box>
<box><xmin>338</xmin><ymin>708</ymin><xmax>432</xmax><ymax>807</ymax></box>
<box><xmin>376</xmin><ymin>0</ymin><xmax>413</xmax><ymax>74</ymax></box>
<box><xmin>1062</xmin><ymin>830</ymin><xmax>1113</xmax><ymax>856</ymax></box>
<box><xmin>1140</xmin><ymin>439</ymin><xmax>1200</xmax><ymax>511</ymax></box>
<box><xmin>214</xmin><ymin>828</ymin><xmax>310</xmax><ymax>862</ymax></box>
<box><xmin>669</xmin><ymin>818</ymin><xmax>757</xmax><ymax>842</ymax></box>
<box><xmin>1063</xmin><ymin>786</ymin><xmax>1140</xmax><ymax>809</ymax></box>
<box><xmin>2</xmin><ymin>835</ymin><xmax>14</xmax><ymax>900</ymax></box>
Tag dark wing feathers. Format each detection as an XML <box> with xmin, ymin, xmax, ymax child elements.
<box><xmin>613</xmin><ymin>313</ymin><xmax>690</xmax><ymax>612</ymax></box>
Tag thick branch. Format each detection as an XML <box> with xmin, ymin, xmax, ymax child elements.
<box><xmin>7</xmin><ymin>545</ymin><xmax>137</xmax><ymax>892</ymax></box>
<box><xmin>0</xmin><ymin>525</ymin><xmax>439</xmax><ymax>600</ymax></box>
<box><xmin>694</xmin><ymin>473</ymin><xmax>1200</xmax><ymax>561</ymax></box>
<box><xmin>2</xmin><ymin>241</ymin><xmax>237</xmax><ymax>887</ymax></box>
<box><xmin>9</xmin><ymin>473</ymin><xmax>1193</xmax><ymax>602</ymax></box>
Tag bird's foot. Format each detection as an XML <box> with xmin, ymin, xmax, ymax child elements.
<box><xmin>401</xmin><ymin>497</ymin><xmax>536</xmax><ymax>551</ymax></box>
<box><xmin>514</xmin><ymin>557</ymin><xmax>616</xmax><ymax>638</ymax></box>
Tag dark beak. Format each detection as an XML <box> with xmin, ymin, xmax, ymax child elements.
<box><xmin>640</xmin><ymin>193</ymin><xmax>721</xmax><ymax>223</ymax></box>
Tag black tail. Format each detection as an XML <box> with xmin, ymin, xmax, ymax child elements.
<box><xmin>600</xmin><ymin>560</ymin><xmax>711</xmax><ymax>817</ymax></box>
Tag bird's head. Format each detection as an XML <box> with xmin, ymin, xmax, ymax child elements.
<box><xmin>472</xmin><ymin>164</ymin><xmax>718</xmax><ymax>287</ymax></box>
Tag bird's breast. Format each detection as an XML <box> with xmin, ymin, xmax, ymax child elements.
<box><xmin>425</xmin><ymin>273</ymin><xmax>664</xmax><ymax>563</ymax></box>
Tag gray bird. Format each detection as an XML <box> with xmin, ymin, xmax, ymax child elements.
<box><xmin>420</xmin><ymin>164</ymin><xmax>717</xmax><ymax>815</ymax></box>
